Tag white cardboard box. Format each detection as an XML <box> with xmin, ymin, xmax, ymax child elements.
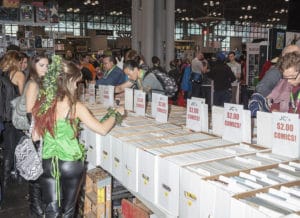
<box><xmin>137</xmin><ymin>149</ymin><xmax>158</xmax><ymax>203</ymax></box>
<box><xmin>200</xmin><ymin>179</ymin><xmax>232</xmax><ymax>218</ymax></box>
<box><xmin>100</xmin><ymin>134</ymin><xmax>112</xmax><ymax>173</ymax></box>
<box><xmin>179</xmin><ymin>167</ymin><xmax>202</xmax><ymax>218</ymax></box>
<box><xmin>157</xmin><ymin>157</ymin><xmax>180</xmax><ymax>216</ymax></box>
<box><xmin>85</xmin><ymin>128</ymin><xmax>103</xmax><ymax>167</ymax></box>
<box><xmin>111</xmin><ymin>135</ymin><xmax>124</xmax><ymax>181</ymax></box>
<box><xmin>122</xmin><ymin>142</ymin><xmax>140</xmax><ymax>192</ymax></box>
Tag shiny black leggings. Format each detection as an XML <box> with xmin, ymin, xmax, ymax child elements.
<box><xmin>40</xmin><ymin>159</ymin><xmax>84</xmax><ymax>218</ymax></box>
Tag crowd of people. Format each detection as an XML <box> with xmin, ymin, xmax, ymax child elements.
<box><xmin>0</xmin><ymin>48</ymin><xmax>124</xmax><ymax>217</ymax></box>
<box><xmin>0</xmin><ymin>44</ymin><xmax>299</xmax><ymax>217</ymax></box>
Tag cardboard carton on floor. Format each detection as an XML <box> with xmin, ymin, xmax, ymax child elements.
<box><xmin>122</xmin><ymin>198</ymin><xmax>157</xmax><ymax>218</ymax></box>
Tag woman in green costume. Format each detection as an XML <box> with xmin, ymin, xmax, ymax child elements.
<box><xmin>32</xmin><ymin>56</ymin><xmax>124</xmax><ymax>217</ymax></box>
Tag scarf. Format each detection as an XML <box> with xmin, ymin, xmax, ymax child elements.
<box><xmin>267</xmin><ymin>79</ymin><xmax>293</xmax><ymax>112</ymax></box>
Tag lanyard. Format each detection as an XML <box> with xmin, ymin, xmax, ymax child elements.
<box><xmin>137</xmin><ymin>70</ymin><xmax>145</xmax><ymax>90</ymax></box>
<box><xmin>290</xmin><ymin>91</ymin><xmax>300</xmax><ymax>113</ymax></box>
<box><xmin>104</xmin><ymin>66</ymin><xmax>116</xmax><ymax>78</ymax></box>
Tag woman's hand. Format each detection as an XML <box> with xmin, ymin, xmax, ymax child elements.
<box><xmin>116</xmin><ymin>106</ymin><xmax>125</xmax><ymax>116</ymax></box>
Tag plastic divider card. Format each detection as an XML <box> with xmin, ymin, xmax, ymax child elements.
<box><xmin>256</xmin><ymin>111</ymin><xmax>273</xmax><ymax>148</ymax></box>
<box><xmin>212</xmin><ymin>106</ymin><xmax>225</xmax><ymax>136</ymax></box>
<box><xmin>125</xmin><ymin>88</ymin><xmax>134</xmax><ymax>111</ymax></box>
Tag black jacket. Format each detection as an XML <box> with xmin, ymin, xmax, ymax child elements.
<box><xmin>206</xmin><ymin>60</ymin><xmax>236</xmax><ymax>91</ymax></box>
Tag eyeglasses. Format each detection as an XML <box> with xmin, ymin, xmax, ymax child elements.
<box><xmin>283</xmin><ymin>71</ymin><xmax>300</xmax><ymax>80</ymax></box>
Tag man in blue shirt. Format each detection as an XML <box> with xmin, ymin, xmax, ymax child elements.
<box><xmin>96</xmin><ymin>55</ymin><xmax>126</xmax><ymax>86</ymax></box>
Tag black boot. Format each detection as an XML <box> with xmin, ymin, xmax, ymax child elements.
<box><xmin>62</xmin><ymin>204</ymin><xmax>76</xmax><ymax>218</ymax></box>
<box><xmin>29</xmin><ymin>180</ymin><xmax>44</xmax><ymax>217</ymax></box>
<box><xmin>44</xmin><ymin>201</ymin><xmax>60</xmax><ymax>218</ymax></box>
<box><xmin>1</xmin><ymin>158</ymin><xmax>11</xmax><ymax>189</ymax></box>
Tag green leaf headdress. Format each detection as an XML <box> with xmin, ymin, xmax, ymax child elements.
<box><xmin>37</xmin><ymin>55</ymin><xmax>62</xmax><ymax>115</ymax></box>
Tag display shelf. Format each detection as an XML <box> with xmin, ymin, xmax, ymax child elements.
<box><xmin>0</xmin><ymin>20</ymin><xmax>56</xmax><ymax>26</ymax></box>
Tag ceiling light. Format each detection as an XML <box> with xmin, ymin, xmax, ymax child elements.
<box><xmin>83</xmin><ymin>0</ymin><xmax>99</xmax><ymax>6</ymax></box>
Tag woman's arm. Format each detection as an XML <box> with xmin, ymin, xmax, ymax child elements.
<box><xmin>12</xmin><ymin>71</ymin><xmax>25</xmax><ymax>95</ymax></box>
<box><xmin>76</xmin><ymin>102</ymin><xmax>124</xmax><ymax>135</ymax></box>
<box><xmin>25</xmin><ymin>81</ymin><xmax>39</xmax><ymax>113</ymax></box>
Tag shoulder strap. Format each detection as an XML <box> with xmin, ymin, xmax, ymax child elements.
<box><xmin>65</xmin><ymin>108</ymin><xmax>71</xmax><ymax>119</ymax></box>
<box><xmin>10</xmin><ymin>71</ymin><xmax>18</xmax><ymax>81</ymax></box>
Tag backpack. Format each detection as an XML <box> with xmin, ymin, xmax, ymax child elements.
<box><xmin>146</xmin><ymin>68</ymin><xmax>178</xmax><ymax>97</ymax></box>
<box><xmin>11</xmin><ymin>81</ymin><xmax>30</xmax><ymax>130</ymax></box>
<box><xmin>0</xmin><ymin>69</ymin><xmax>19</xmax><ymax>122</ymax></box>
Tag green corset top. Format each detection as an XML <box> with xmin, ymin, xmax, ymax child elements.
<box><xmin>43</xmin><ymin>119</ymin><xmax>84</xmax><ymax>206</ymax></box>
<box><xmin>43</xmin><ymin>119</ymin><xmax>83</xmax><ymax>161</ymax></box>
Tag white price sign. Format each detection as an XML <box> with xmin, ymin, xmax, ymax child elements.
<box><xmin>272</xmin><ymin>112</ymin><xmax>300</xmax><ymax>158</ymax></box>
<box><xmin>134</xmin><ymin>90</ymin><xmax>146</xmax><ymax>116</ymax></box>
<box><xmin>151</xmin><ymin>93</ymin><xmax>160</xmax><ymax>118</ymax></box>
<box><xmin>98</xmin><ymin>85</ymin><xmax>105</xmax><ymax>103</ymax></box>
<box><xmin>186</xmin><ymin>99</ymin><xmax>207</xmax><ymax>132</ymax></box>
<box><xmin>103</xmin><ymin>85</ymin><xmax>115</xmax><ymax>107</ymax></box>
<box><xmin>88</xmin><ymin>83</ymin><xmax>95</xmax><ymax>104</ymax></box>
<box><xmin>155</xmin><ymin>95</ymin><xmax>168</xmax><ymax>123</ymax></box>
<box><xmin>223</xmin><ymin>103</ymin><xmax>244</xmax><ymax>142</ymax></box>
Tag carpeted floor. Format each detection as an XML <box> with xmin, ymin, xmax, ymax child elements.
<box><xmin>0</xmin><ymin>178</ymin><xmax>30</xmax><ymax>217</ymax></box>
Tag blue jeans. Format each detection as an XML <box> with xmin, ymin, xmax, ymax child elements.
<box><xmin>213</xmin><ymin>90</ymin><xmax>232</xmax><ymax>106</ymax></box>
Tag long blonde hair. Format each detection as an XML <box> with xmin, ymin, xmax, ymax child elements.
<box><xmin>0</xmin><ymin>50</ymin><xmax>21</xmax><ymax>75</ymax></box>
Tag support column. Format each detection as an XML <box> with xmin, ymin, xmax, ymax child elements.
<box><xmin>131</xmin><ymin>0</ymin><xmax>139</xmax><ymax>52</ymax></box>
<box><xmin>154</xmin><ymin>0</ymin><xmax>164</xmax><ymax>65</ymax></box>
<box><xmin>165</xmin><ymin>0</ymin><xmax>175</xmax><ymax>71</ymax></box>
<box><xmin>141</xmin><ymin>0</ymin><xmax>155</xmax><ymax>65</ymax></box>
